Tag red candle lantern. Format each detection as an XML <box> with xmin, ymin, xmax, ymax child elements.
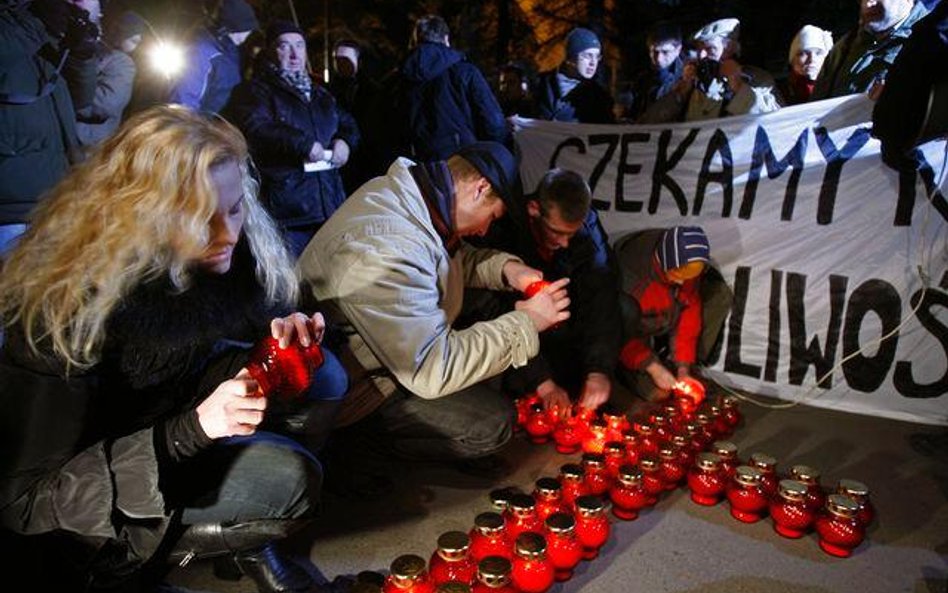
<box><xmin>434</xmin><ymin>583</ymin><xmax>470</xmax><ymax>593</ymax></box>
<box><xmin>815</xmin><ymin>495</ymin><xmax>866</xmax><ymax>558</ymax></box>
<box><xmin>748</xmin><ymin>452</ymin><xmax>778</xmax><ymax>498</ymax></box>
<box><xmin>662</xmin><ymin>403</ymin><xmax>683</xmax><ymax>431</ymax></box>
<box><xmin>558</xmin><ymin>463</ymin><xmax>589</xmax><ymax>508</ymax></box>
<box><xmin>693</xmin><ymin>413</ymin><xmax>716</xmax><ymax>449</ymax></box>
<box><xmin>429</xmin><ymin>531</ymin><xmax>477</xmax><ymax>587</ymax></box>
<box><xmin>581</xmin><ymin>452</ymin><xmax>612</xmax><ymax>496</ymax></box>
<box><xmin>532</xmin><ymin>478</ymin><xmax>568</xmax><ymax>521</ymax></box>
<box><xmin>523</xmin><ymin>280</ymin><xmax>551</xmax><ymax>298</ymax></box>
<box><xmin>726</xmin><ymin>466</ymin><xmax>769</xmax><ymax>523</ymax></box>
<box><xmin>670</xmin><ymin>434</ymin><xmax>696</xmax><ymax>471</ymax></box>
<box><xmin>582</xmin><ymin>418</ymin><xmax>608</xmax><ymax>454</ymax></box>
<box><xmin>504</xmin><ymin>494</ymin><xmax>543</xmax><ymax>542</ymax></box>
<box><xmin>789</xmin><ymin>465</ymin><xmax>826</xmax><ymax>513</ymax></box>
<box><xmin>710</xmin><ymin>440</ymin><xmax>740</xmax><ymax>479</ymax></box>
<box><xmin>383</xmin><ymin>555</ymin><xmax>436</xmax><ymax>593</ymax></box>
<box><xmin>573</xmin><ymin>495</ymin><xmax>611</xmax><ymax>560</ymax></box>
<box><xmin>524</xmin><ymin>402</ymin><xmax>555</xmax><ymax>444</ymax></box>
<box><xmin>634</xmin><ymin>420</ymin><xmax>660</xmax><ymax>457</ymax></box>
<box><xmin>609</xmin><ymin>464</ymin><xmax>650</xmax><ymax>520</ymax></box>
<box><xmin>469</xmin><ymin>512</ymin><xmax>511</xmax><ymax>562</ymax></box>
<box><xmin>769</xmin><ymin>479</ymin><xmax>815</xmax><ymax>539</ymax></box>
<box><xmin>246</xmin><ymin>336</ymin><xmax>324</xmax><ymax>401</ymax></box>
<box><xmin>543</xmin><ymin>512</ymin><xmax>583</xmax><ymax>582</ymax></box>
<box><xmin>552</xmin><ymin>413</ymin><xmax>586</xmax><ymax>454</ymax></box>
<box><xmin>515</xmin><ymin>394</ymin><xmax>541</xmax><ymax>429</ymax></box>
<box><xmin>510</xmin><ymin>533</ymin><xmax>555</xmax><ymax>593</ymax></box>
<box><xmin>687</xmin><ymin>452</ymin><xmax>726</xmax><ymax>506</ymax></box>
<box><xmin>718</xmin><ymin>394</ymin><xmax>743</xmax><ymax>429</ymax></box>
<box><xmin>636</xmin><ymin>455</ymin><xmax>663</xmax><ymax>504</ymax></box>
<box><xmin>650</xmin><ymin>412</ymin><xmax>673</xmax><ymax>445</ymax></box>
<box><xmin>603</xmin><ymin>441</ymin><xmax>627</xmax><ymax>479</ymax></box>
<box><xmin>472</xmin><ymin>556</ymin><xmax>517</xmax><ymax>593</ymax></box>
<box><xmin>681</xmin><ymin>422</ymin><xmax>706</xmax><ymax>454</ymax></box>
<box><xmin>671</xmin><ymin>376</ymin><xmax>706</xmax><ymax>415</ymax></box>
<box><xmin>658</xmin><ymin>444</ymin><xmax>687</xmax><ymax>490</ymax></box>
<box><xmin>835</xmin><ymin>479</ymin><xmax>875</xmax><ymax>527</ymax></box>
<box><xmin>601</xmin><ymin>410</ymin><xmax>630</xmax><ymax>443</ymax></box>
<box><xmin>489</xmin><ymin>487</ymin><xmax>520</xmax><ymax>514</ymax></box>
<box><xmin>706</xmin><ymin>402</ymin><xmax>732</xmax><ymax>439</ymax></box>
<box><xmin>621</xmin><ymin>431</ymin><xmax>640</xmax><ymax>466</ymax></box>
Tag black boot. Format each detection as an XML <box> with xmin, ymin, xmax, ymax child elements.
<box><xmin>167</xmin><ymin>519</ymin><xmax>309</xmax><ymax>566</ymax></box>
<box><xmin>234</xmin><ymin>543</ymin><xmax>316</xmax><ymax>593</ymax></box>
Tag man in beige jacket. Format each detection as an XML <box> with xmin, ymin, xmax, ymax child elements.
<box><xmin>298</xmin><ymin>142</ymin><xmax>569</xmax><ymax>466</ymax></box>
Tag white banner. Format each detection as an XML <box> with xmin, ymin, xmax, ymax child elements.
<box><xmin>512</xmin><ymin>95</ymin><xmax>948</xmax><ymax>426</ymax></box>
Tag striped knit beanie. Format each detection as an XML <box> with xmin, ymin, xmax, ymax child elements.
<box><xmin>656</xmin><ymin>226</ymin><xmax>710</xmax><ymax>271</ymax></box>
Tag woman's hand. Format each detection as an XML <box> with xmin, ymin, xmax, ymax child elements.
<box><xmin>196</xmin><ymin>369</ymin><xmax>267</xmax><ymax>439</ymax></box>
<box><xmin>330</xmin><ymin>139</ymin><xmax>350</xmax><ymax>166</ymax></box>
<box><xmin>270</xmin><ymin>312</ymin><xmax>326</xmax><ymax>349</ymax></box>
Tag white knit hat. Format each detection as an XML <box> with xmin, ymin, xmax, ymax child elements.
<box><xmin>788</xmin><ymin>25</ymin><xmax>834</xmax><ymax>63</ymax></box>
<box><xmin>693</xmin><ymin>18</ymin><xmax>741</xmax><ymax>43</ymax></box>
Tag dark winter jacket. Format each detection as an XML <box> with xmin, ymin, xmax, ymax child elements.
<box><xmin>393</xmin><ymin>42</ymin><xmax>509</xmax><ymax>161</ymax></box>
<box><xmin>469</xmin><ymin>205</ymin><xmax>623</xmax><ymax>391</ymax></box>
<box><xmin>226</xmin><ymin>60</ymin><xmax>360</xmax><ymax>227</ymax></box>
<box><xmin>0</xmin><ymin>4</ymin><xmax>88</xmax><ymax>224</ymax></box>
<box><xmin>535</xmin><ymin>69</ymin><xmax>615</xmax><ymax>124</ymax></box>
<box><xmin>628</xmin><ymin>57</ymin><xmax>684</xmax><ymax>121</ymax></box>
<box><xmin>168</xmin><ymin>26</ymin><xmax>243</xmax><ymax>114</ymax></box>
<box><xmin>0</xmin><ymin>240</ymin><xmax>284</xmax><ymax>587</ymax></box>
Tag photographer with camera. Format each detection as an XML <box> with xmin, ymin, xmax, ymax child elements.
<box><xmin>639</xmin><ymin>18</ymin><xmax>782</xmax><ymax>124</ymax></box>
<box><xmin>0</xmin><ymin>0</ymin><xmax>97</xmax><ymax>258</ymax></box>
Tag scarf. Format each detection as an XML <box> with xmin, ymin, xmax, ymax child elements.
<box><xmin>410</xmin><ymin>161</ymin><xmax>460</xmax><ymax>256</ymax></box>
<box><xmin>277</xmin><ymin>65</ymin><xmax>313</xmax><ymax>101</ymax></box>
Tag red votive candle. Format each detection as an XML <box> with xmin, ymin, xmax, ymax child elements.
<box><xmin>532</xmin><ymin>478</ymin><xmax>568</xmax><ymax>521</ymax></box>
<box><xmin>504</xmin><ymin>494</ymin><xmax>543</xmax><ymax>542</ymax></box>
<box><xmin>769</xmin><ymin>479</ymin><xmax>815</xmax><ymax>539</ymax></box>
<box><xmin>573</xmin><ymin>495</ymin><xmax>611</xmax><ymax>560</ymax></box>
<box><xmin>581</xmin><ymin>453</ymin><xmax>612</xmax><ymax>496</ymax></box>
<box><xmin>687</xmin><ymin>452</ymin><xmax>726</xmax><ymax>506</ymax></box>
<box><xmin>748</xmin><ymin>452</ymin><xmax>779</xmax><ymax>498</ymax></box>
<box><xmin>815</xmin><ymin>495</ymin><xmax>866</xmax><ymax>558</ymax></box>
<box><xmin>510</xmin><ymin>533</ymin><xmax>554</xmax><ymax>593</ymax></box>
<box><xmin>835</xmin><ymin>479</ymin><xmax>874</xmax><ymax>528</ymax></box>
<box><xmin>429</xmin><ymin>531</ymin><xmax>476</xmax><ymax>586</ymax></box>
<box><xmin>246</xmin><ymin>336</ymin><xmax>324</xmax><ymax>401</ymax></box>
<box><xmin>543</xmin><ymin>513</ymin><xmax>583</xmax><ymax>582</ymax></box>
<box><xmin>558</xmin><ymin>464</ymin><xmax>589</xmax><ymax>509</ymax></box>
<box><xmin>383</xmin><ymin>555</ymin><xmax>436</xmax><ymax>593</ymax></box>
<box><xmin>638</xmin><ymin>455</ymin><xmax>665</xmax><ymax>504</ymax></box>
<box><xmin>789</xmin><ymin>465</ymin><xmax>826</xmax><ymax>513</ymax></box>
<box><xmin>469</xmin><ymin>512</ymin><xmax>511</xmax><ymax>562</ymax></box>
<box><xmin>609</xmin><ymin>464</ymin><xmax>650</xmax><ymax>520</ymax></box>
<box><xmin>726</xmin><ymin>466</ymin><xmax>769</xmax><ymax>523</ymax></box>
<box><xmin>472</xmin><ymin>556</ymin><xmax>516</xmax><ymax>593</ymax></box>
<box><xmin>658</xmin><ymin>444</ymin><xmax>687</xmax><ymax>490</ymax></box>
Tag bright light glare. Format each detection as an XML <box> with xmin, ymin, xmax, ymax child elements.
<box><xmin>150</xmin><ymin>41</ymin><xmax>185</xmax><ymax>78</ymax></box>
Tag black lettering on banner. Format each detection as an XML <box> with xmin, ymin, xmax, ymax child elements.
<box><xmin>724</xmin><ymin>266</ymin><xmax>762</xmax><ymax>378</ymax></box>
<box><xmin>649</xmin><ymin>129</ymin><xmax>699</xmax><ymax>215</ymax></box>
<box><xmin>764</xmin><ymin>269</ymin><xmax>783</xmax><ymax>382</ymax></box>
<box><xmin>787</xmin><ymin>273</ymin><xmax>847</xmax><ymax>388</ymax></box>
<box><xmin>694</xmin><ymin>129</ymin><xmax>734</xmax><ymax>216</ymax></box>
<box><xmin>587</xmin><ymin>134</ymin><xmax>619</xmax><ymax>210</ymax></box>
<box><xmin>893</xmin><ymin>288</ymin><xmax>948</xmax><ymax>397</ymax></box>
<box><xmin>840</xmin><ymin>280</ymin><xmax>901</xmax><ymax>392</ymax></box>
<box><xmin>739</xmin><ymin>126</ymin><xmax>808</xmax><ymax>220</ymax></box>
<box><xmin>616</xmin><ymin>132</ymin><xmax>651</xmax><ymax>213</ymax></box>
<box><xmin>893</xmin><ymin>150</ymin><xmax>948</xmax><ymax>226</ymax></box>
<box><xmin>549</xmin><ymin>137</ymin><xmax>586</xmax><ymax>169</ymax></box>
<box><xmin>813</xmin><ymin>126</ymin><xmax>872</xmax><ymax>225</ymax></box>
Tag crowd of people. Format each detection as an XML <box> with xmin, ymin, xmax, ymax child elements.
<box><xmin>1</xmin><ymin>0</ymin><xmax>944</xmax><ymax>591</ymax></box>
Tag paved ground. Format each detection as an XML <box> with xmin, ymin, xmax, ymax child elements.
<box><xmin>167</xmin><ymin>393</ymin><xmax>948</xmax><ymax>593</ymax></box>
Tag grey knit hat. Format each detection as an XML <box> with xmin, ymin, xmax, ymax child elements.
<box><xmin>565</xmin><ymin>27</ymin><xmax>601</xmax><ymax>58</ymax></box>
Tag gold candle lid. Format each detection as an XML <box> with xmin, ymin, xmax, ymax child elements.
<box><xmin>435</xmin><ymin>583</ymin><xmax>471</xmax><ymax>593</ymax></box>
<box><xmin>836</xmin><ymin>479</ymin><xmax>869</xmax><ymax>498</ymax></box>
<box><xmin>790</xmin><ymin>464</ymin><xmax>821</xmax><ymax>483</ymax></box>
<box><xmin>508</xmin><ymin>493</ymin><xmax>536</xmax><ymax>513</ymax></box>
<box><xmin>437</xmin><ymin>531</ymin><xmax>471</xmax><ymax>557</ymax></box>
<box><xmin>582</xmin><ymin>452</ymin><xmax>605</xmax><ymax>468</ymax></box>
<box><xmin>651</xmin><ymin>412</ymin><xmax>668</xmax><ymax>425</ymax></box>
<box><xmin>671</xmin><ymin>434</ymin><xmax>689</xmax><ymax>448</ymax></box>
<box><xmin>683</xmin><ymin>421</ymin><xmax>700</xmax><ymax>435</ymax></box>
<box><xmin>636</xmin><ymin>421</ymin><xmax>654</xmax><ymax>435</ymax></box>
<box><xmin>721</xmin><ymin>394</ymin><xmax>739</xmax><ymax>408</ymax></box>
<box><xmin>390</xmin><ymin>554</ymin><xmax>427</xmax><ymax>581</ymax></box>
<box><xmin>559</xmin><ymin>463</ymin><xmax>584</xmax><ymax>480</ymax></box>
<box><xmin>575</xmin><ymin>494</ymin><xmax>607</xmax><ymax>515</ymax></box>
<box><xmin>825</xmin><ymin>494</ymin><xmax>859</xmax><ymax>518</ymax></box>
<box><xmin>617</xmin><ymin>463</ymin><xmax>643</xmax><ymax>485</ymax></box>
<box><xmin>695</xmin><ymin>412</ymin><xmax>712</xmax><ymax>426</ymax></box>
<box><xmin>604</xmin><ymin>441</ymin><xmax>625</xmax><ymax>456</ymax></box>
<box><xmin>535</xmin><ymin>477</ymin><xmax>561</xmax><ymax>497</ymax></box>
<box><xmin>489</xmin><ymin>487</ymin><xmax>518</xmax><ymax>511</ymax></box>
<box><xmin>663</xmin><ymin>403</ymin><xmax>680</xmax><ymax>417</ymax></box>
<box><xmin>749</xmin><ymin>452</ymin><xmax>776</xmax><ymax>470</ymax></box>
<box><xmin>734</xmin><ymin>465</ymin><xmax>763</xmax><ymax>486</ymax></box>
<box><xmin>622</xmin><ymin>431</ymin><xmax>639</xmax><ymax>446</ymax></box>
<box><xmin>777</xmin><ymin>479</ymin><xmax>808</xmax><ymax>502</ymax></box>
<box><xmin>588</xmin><ymin>418</ymin><xmax>607</xmax><ymax>434</ymax></box>
<box><xmin>658</xmin><ymin>444</ymin><xmax>678</xmax><ymax>460</ymax></box>
<box><xmin>474</xmin><ymin>511</ymin><xmax>504</xmax><ymax>534</ymax></box>
<box><xmin>711</xmin><ymin>440</ymin><xmax>737</xmax><ymax>458</ymax></box>
<box><xmin>638</xmin><ymin>454</ymin><xmax>659</xmax><ymax>471</ymax></box>
<box><xmin>695</xmin><ymin>452</ymin><xmax>722</xmax><ymax>471</ymax></box>
<box><xmin>477</xmin><ymin>556</ymin><xmax>512</xmax><ymax>587</ymax></box>
<box><xmin>545</xmin><ymin>511</ymin><xmax>576</xmax><ymax>534</ymax></box>
<box><xmin>514</xmin><ymin>532</ymin><xmax>547</xmax><ymax>558</ymax></box>
<box><xmin>602</xmin><ymin>411</ymin><xmax>628</xmax><ymax>425</ymax></box>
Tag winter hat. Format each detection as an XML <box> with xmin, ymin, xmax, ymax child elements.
<box><xmin>104</xmin><ymin>10</ymin><xmax>146</xmax><ymax>46</ymax></box>
<box><xmin>788</xmin><ymin>25</ymin><xmax>834</xmax><ymax>63</ymax></box>
<box><xmin>217</xmin><ymin>0</ymin><xmax>259</xmax><ymax>33</ymax></box>
<box><xmin>692</xmin><ymin>18</ymin><xmax>741</xmax><ymax>43</ymax></box>
<box><xmin>565</xmin><ymin>27</ymin><xmax>601</xmax><ymax>58</ymax></box>
<box><xmin>454</xmin><ymin>142</ymin><xmax>520</xmax><ymax>208</ymax></box>
<box><xmin>656</xmin><ymin>226</ymin><xmax>710</xmax><ymax>271</ymax></box>
<box><xmin>266</xmin><ymin>20</ymin><xmax>305</xmax><ymax>46</ymax></box>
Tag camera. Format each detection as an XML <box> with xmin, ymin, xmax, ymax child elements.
<box><xmin>692</xmin><ymin>58</ymin><xmax>733</xmax><ymax>102</ymax></box>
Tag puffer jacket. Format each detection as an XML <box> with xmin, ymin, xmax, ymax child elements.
<box><xmin>226</xmin><ymin>60</ymin><xmax>360</xmax><ymax>227</ymax></box>
<box><xmin>298</xmin><ymin>157</ymin><xmax>539</xmax><ymax>401</ymax></box>
<box><xmin>168</xmin><ymin>26</ymin><xmax>243</xmax><ymax>114</ymax></box>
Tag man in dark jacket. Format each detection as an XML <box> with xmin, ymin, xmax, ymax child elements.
<box><xmin>167</xmin><ymin>0</ymin><xmax>258</xmax><ymax>114</ymax></box>
<box><xmin>535</xmin><ymin>27</ymin><xmax>615</xmax><ymax>124</ymax></box>
<box><xmin>627</xmin><ymin>22</ymin><xmax>684</xmax><ymax>121</ymax></box>
<box><xmin>392</xmin><ymin>14</ymin><xmax>509</xmax><ymax>161</ymax></box>
<box><xmin>0</xmin><ymin>0</ymin><xmax>96</xmax><ymax>257</ymax></box>
<box><xmin>225</xmin><ymin>20</ymin><xmax>360</xmax><ymax>258</ymax></box>
<box><xmin>463</xmin><ymin>169</ymin><xmax>623</xmax><ymax>412</ymax></box>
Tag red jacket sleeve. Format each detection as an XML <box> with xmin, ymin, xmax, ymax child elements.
<box><xmin>670</xmin><ymin>279</ymin><xmax>702</xmax><ymax>366</ymax></box>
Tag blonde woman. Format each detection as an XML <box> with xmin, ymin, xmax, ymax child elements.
<box><xmin>0</xmin><ymin>105</ymin><xmax>348</xmax><ymax>592</ymax></box>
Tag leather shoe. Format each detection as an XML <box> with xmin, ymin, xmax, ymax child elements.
<box><xmin>235</xmin><ymin>543</ymin><xmax>315</xmax><ymax>592</ymax></box>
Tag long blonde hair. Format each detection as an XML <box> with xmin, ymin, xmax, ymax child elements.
<box><xmin>0</xmin><ymin>105</ymin><xmax>299</xmax><ymax>368</ymax></box>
